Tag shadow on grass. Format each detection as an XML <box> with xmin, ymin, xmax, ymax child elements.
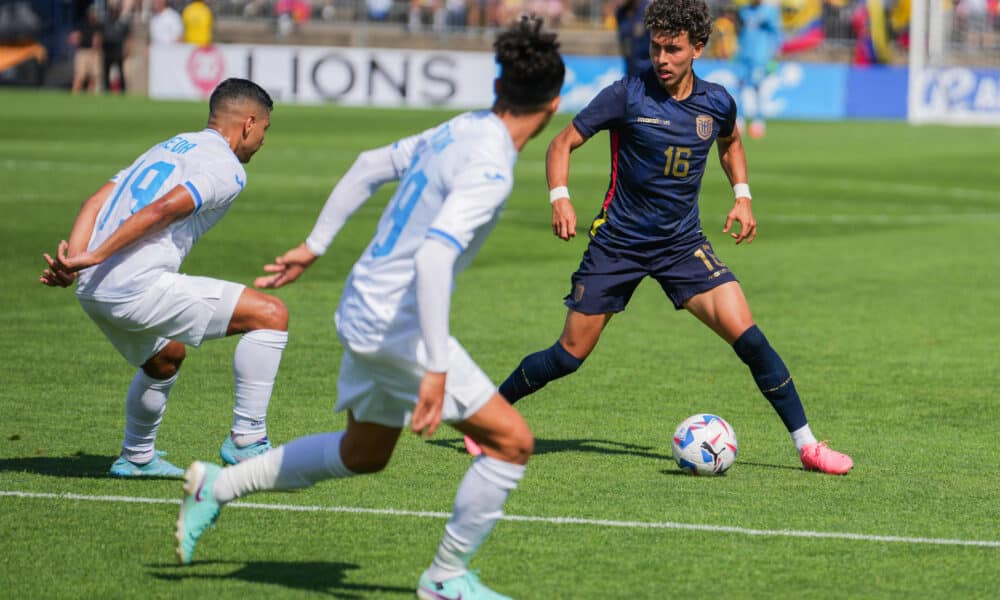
<box><xmin>149</xmin><ymin>560</ymin><xmax>413</xmax><ymax>598</ymax></box>
<box><xmin>428</xmin><ymin>437</ymin><xmax>671</xmax><ymax>460</ymax></box>
<box><xmin>0</xmin><ymin>451</ymin><xmax>118</xmax><ymax>478</ymax></box>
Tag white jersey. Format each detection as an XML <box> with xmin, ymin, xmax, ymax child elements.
<box><xmin>335</xmin><ymin>110</ymin><xmax>517</xmax><ymax>351</ymax></box>
<box><xmin>76</xmin><ymin>128</ymin><xmax>247</xmax><ymax>301</ymax></box>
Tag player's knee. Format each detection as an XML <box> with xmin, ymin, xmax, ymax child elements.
<box><xmin>142</xmin><ymin>343</ymin><xmax>186</xmax><ymax>379</ymax></box>
<box><xmin>495</xmin><ymin>428</ymin><xmax>534</xmax><ymax>465</ymax></box>
<box><xmin>256</xmin><ymin>294</ymin><xmax>289</xmax><ymax>331</ymax></box>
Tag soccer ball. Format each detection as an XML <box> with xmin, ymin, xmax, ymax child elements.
<box><xmin>671</xmin><ymin>414</ymin><xmax>738</xmax><ymax>475</ymax></box>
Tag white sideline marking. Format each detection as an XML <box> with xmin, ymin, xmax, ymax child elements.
<box><xmin>3</xmin><ymin>490</ymin><xmax>998</xmax><ymax>548</ymax></box>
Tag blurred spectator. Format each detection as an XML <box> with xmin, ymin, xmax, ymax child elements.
<box><xmin>182</xmin><ymin>0</ymin><xmax>213</xmax><ymax>45</ymax></box>
<box><xmin>468</xmin><ymin>0</ymin><xmax>500</xmax><ymax>27</ymax></box>
<box><xmin>497</xmin><ymin>0</ymin><xmax>524</xmax><ymax>26</ymax></box>
<box><xmin>366</xmin><ymin>0</ymin><xmax>393</xmax><ymax>20</ymax></box>
<box><xmin>409</xmin><ymin>0</ymin><xmax>469</xmax><ymax>32</ymax></box>
<box><xmin>957</xmin><ymin>0</ymin><xmax>995</xmax><ymax>47</ymax></box>
<box><xmin>707</xmin><ymin>5</ymin><xmax>738</xmax><ymax>59</ymax></box>
<box><xmin>615</xmin><ymin>0</ymin><xmax>651</xmax><ymax>76</ymax></box>
<box><xmin>408</xmin><ymin>0</ymin><xmax>441</xmax><ymax>31</ymax></box>
<box><xmin>69</xmin><ymin>4</ymin><xmax>102</xmax><ymax>94</ymax></box>
<box><xmin>149</xmin><ymin>0</ymin><xmax>183</xmax><ymax>45</ymax></box>
<box><xmin>102</xmin><ymin>0</ymin><xmax>133</xmax><ymax>94</ymax></box>
<box><xmin>445</xmin><ymin>0</ymin><xmax>469</xmax><ymax>27</ymax></box>
<box><xmin>275</xmin><ymin>0</ymin><xmax>310</xmax><ymax>36</ymax></box>
<box><xmin>527</xmin><ymin>0</ymin><xmax>563</xmax><ymax>26</ymax></box>
<box><xmin>736</xmin><ymin>0</ymin><xmax>782</xmax><ymax>138</ymax></box>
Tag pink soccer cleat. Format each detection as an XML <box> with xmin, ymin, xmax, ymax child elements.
<box><xmin>463</xmin><ymin>435</ymin><xmax>483</xmax><ymax>457</ymax></box>
<box><xmin>800</xmin><ymin>442</ymin><xmax>853</xmax><ymax>475</ymax></box>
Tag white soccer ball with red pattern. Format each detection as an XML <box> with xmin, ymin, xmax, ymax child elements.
<box><xmin>672</xmin><ymin>414</ymin><xmax>738</xmax><ymax>475</ymax></box>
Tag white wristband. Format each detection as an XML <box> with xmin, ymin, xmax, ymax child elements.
<box><xmin>733</xmin><ymin>183</ymin><xmax>751</xmax><ymax>200</ymax></box>
<box><xmin>549</xmin><ymin>186</ymin><xmax>569</xmax><ymax>204</ymax></box>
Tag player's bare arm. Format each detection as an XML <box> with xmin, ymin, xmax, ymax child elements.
<box><xmin>546</xmin><ymin>124</ymin><xmax>588</xmax><ymax>241</ymax></box>
<box><xmin>40</xmin><ymin>182</ymin><xmax>115</xmax><ymax>287</ymax></box>
<box><xmin>254</xmin><ymin>242</ymin><xmax>318</xmax><ymax>289</ymax></box>
<box><xmin>716</xmin><ymin>131</ymin><xmax>757</xmax><ymax>244</ymax></box>
<box><xmin>54</xmin><ymin>184</ymin><xmax>197</xmax><ymax>273</ymax></box>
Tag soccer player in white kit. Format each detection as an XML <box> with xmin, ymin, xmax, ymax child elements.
<box><xmin>40</xmin><ymin>79</ymin><xmax>288</xmax><ymax>477</ymax></box>
<box><xmin>174</xmin><ymin>18</ymin><xmax>565</xmax><ymax>600</ymax></box>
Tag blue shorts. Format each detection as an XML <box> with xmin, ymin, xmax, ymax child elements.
<box><xmin>564</xmin><ymin>235</ymin><xmax>738</xmax><ymax>314</ymax></box>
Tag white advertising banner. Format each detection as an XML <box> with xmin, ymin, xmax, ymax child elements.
<box><xmin>150</xmin><ymin>43</ymin><xmax>498</xmax><ymax>108</ymax></box>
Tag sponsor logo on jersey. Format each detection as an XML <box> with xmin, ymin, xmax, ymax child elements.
<box><xmin>636</xmin><ymin>116</ymin><xmax>670</xmax><ymax>127</ymax></box>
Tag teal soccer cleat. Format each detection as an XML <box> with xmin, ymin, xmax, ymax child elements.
<box><xmin>175</xmin><ymin>461</ymin><xmax>222</xmax><ymax>565</ymax></box>
<box><xmin>220</xmin><ymin>436</ymin><xmax>272</xmax><ymax>465</ymax></box>
<box><xmin>417</xmin><ymin>570</ymin><xmax>513</xmax><ymax>600</ymax></box>
<box><xmin>109</xmin><ymin>451</ymin><xmax>184</xmax><ymax>478</ymax></box>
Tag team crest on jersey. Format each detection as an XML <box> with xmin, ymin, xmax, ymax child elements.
<box><xmin>574</xmin><ymin>283</ymin><xmax>585</xmax><ymax>302</ymax></box>
<box><xmin>696</xmin><ymin>115</ymin><xmax>714</xmax><ymax>140</ymax></box>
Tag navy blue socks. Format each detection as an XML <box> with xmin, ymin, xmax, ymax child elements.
<box><xmin>499</xmin><ymin>342</ymin><xmax>583</xmax><ymax>404</ymax></box>
<box><xmin>732</xmin><ymin>325</ymin><xmax>808</xmax><ymax>432</ymax></box>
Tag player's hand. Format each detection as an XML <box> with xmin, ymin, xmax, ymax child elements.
<box><xmin>551</xmin><ymin>197</ymin><xmax>577</xmax><ymax>241</ymax></box>
<box><xmin>411</xmin><ymin>371</ymin><xmax>446</xmax><ymax>439</ymax></box>
<box><xmin>39</xmin><ymin>241</ymin><xmax>78</xmax><ymax>287</ymax></box>
<box><xmin>40</xmin><ymin>240</ymin><xmax>93</xmax><ymax>286</ymax></box>
<box><xmin>723</xmin><ymin>197</ymin><xmax>757</xmax><ymax>245</ymax></box>
<box><xmin>255</xmin><ymin>243</ymin><xmax>318</xmax><ymax>289</ymax></box>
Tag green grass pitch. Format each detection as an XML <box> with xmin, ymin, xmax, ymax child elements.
<box><xmin>1</xmin><ymin>89</ymin><xmax>999</xmax><ymax>598</ymax></box>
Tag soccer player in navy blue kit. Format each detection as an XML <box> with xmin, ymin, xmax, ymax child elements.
<box><xmin>469</xmin><ymin>0</ymin><xmax>853</xmax><ymax>475</ymax></box>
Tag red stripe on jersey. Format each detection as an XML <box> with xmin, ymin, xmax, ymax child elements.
<box><xmin>602</xmin><ymin>129</ymin><xmax>620</xmax><ymax>211</ymax></box>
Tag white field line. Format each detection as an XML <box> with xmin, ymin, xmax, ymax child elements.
<box><xmin>2</xmin><ymin>489</ymin><xmax>998</xmax><ymax>548</ymax></box>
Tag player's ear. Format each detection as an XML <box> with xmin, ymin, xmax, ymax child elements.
<box><xmin>242</xmin><ymin>114</ymin><xmax>256</xmax><ymax>140</ymax></box>
<box><xmin>692</xmin><ymin>41</ymin><xmax>705</xmax><ymax>59</ymax></box>
<box><xmin>547</xmin><ymin>95</ymin><xmax>561</xmax><ymax>114</ymax></box>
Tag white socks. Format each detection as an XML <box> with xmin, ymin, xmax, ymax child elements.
<box><xmin>214</xmin><ymin>431</ymin><xmax>353</xmax><ymax>503</ymax></box>
<box><xmin>122</xmin><ymin>370</ymin><xmax>177</xmax><ymax>464</ymax></box>
<box><xmin>231</xmin><ymin>329</ymin><xmax>287</xmax><ymax>442</ymax></box>
<box><xmin>791</xmin><ymin>424</ymin><xmax>818</xmax><ymax>451</ymax></box>
<box><xmin>426</xmin><ymin>456</ymin><xmax>526</xmax><ymax>581</ymax></box>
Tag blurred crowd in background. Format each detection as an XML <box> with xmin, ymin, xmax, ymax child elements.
<box><xmin>0</xmin><ymin>0</ymin><xmax>997</xmax><ymax>91</ymax></box>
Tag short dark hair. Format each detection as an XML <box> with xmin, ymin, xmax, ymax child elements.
<box><xmin>208</xmin><ymin>78</ymin><xmax>274</xmax><ymax>117</ymax></box>
<box><xmin>643</xmin><ymin>0</ymin><xmax>713</xmax><ymax>45</ymax></box>
<box><xmin>493</xmin><ymin>16</ymin><xmax>565</xmax><ymax>115</ymax></box>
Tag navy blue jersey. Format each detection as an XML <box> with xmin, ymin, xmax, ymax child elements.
<box><xmin>572</xmin><ymin>71</ymin><xmax>737</xmax><ymax>247</ymax></box>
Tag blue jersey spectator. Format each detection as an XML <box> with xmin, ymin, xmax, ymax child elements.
<box><xmin>736</xmin><ymin>0</ymin><xmax>783</xmax><ymax>138</ymax></box>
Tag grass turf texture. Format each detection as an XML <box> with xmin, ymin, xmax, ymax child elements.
<box><xmin>2</xmin><ymin>90</ymin><xmax>999</xmax><ymax>598</ymax></box>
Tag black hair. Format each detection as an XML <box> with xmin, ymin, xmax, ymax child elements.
<box><xmin>208</xmin><ymin>78</ymin><xmax>274</xmax><ymax>117</ymax></box>
<box><xmin>493</xmin><ymin>16</ymin><xmax>565</xmax><ymax>115</ymax></box>
<box><xmin>643</xmin><ymin>0</ymin><xmax>713</xmax><ymax>45</ymax></box>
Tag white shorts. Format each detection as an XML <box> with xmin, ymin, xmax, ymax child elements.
<box><xmin>78</xmin><ymin>272</ymin><xmax>245</xmax><ymax>367</ymax></box>
<box><xmin>335</xmin><ymin>332</ymin><xmax>496</xmax><ymax>429</ymax></box>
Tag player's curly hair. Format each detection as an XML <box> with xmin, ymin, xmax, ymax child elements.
<box><xmin>643</xmin><ymin>0</ymin><xmax>713</xmax><ymax>46</ymax></box>
<box><xmin>209</xmin><ymin>78</ymin><xmax>274</xmax><ymax>117</ymax></box>
<box><xmin>493</xmin><ymin>16</ymin><xmax>565</xmax><ymax>115</ymax></box>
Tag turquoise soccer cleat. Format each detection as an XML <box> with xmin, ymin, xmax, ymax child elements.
<box><xmin>109</xmin><ymin>451</ymin><xmax>184</xmax><ymax>478</ymax></box>
<box><xmin>417</xmin><ymin>570</ymin><xmax>512</xmax><ymax>600</ymax></box>
<box><xmin>175</xmin><ymin>461</ymin><xmax>223</xmax><ymax>565</ymax></box>
<box><xmin>220</xmin><ymin>436</ymin><xmax>272</xmax><ymax>465</ymax></box>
